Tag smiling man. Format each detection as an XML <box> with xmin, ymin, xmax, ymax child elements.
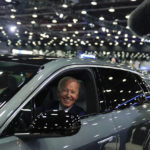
<box><xmin>56</xmin><ymin>76</ymin><xmax>86</xmax><ymax>117</ymax></box>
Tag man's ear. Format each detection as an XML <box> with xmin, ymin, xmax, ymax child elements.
<box><xmin>128</xmin><ymin>0</ymin><xmax>150</xmax><ymax>37</ymax></box>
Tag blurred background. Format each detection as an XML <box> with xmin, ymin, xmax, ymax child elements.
<box><xmin>0</xmin><ymin>0</ymin><xmax>149</xmax><ymax>72</ymax></box>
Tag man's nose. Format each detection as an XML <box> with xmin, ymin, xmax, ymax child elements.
<box><xmin>66</xmin><ymin>91</ymin><xmax>71</xmax><ymax>97</ymax></box>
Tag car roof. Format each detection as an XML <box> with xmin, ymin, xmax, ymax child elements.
<box><xmin>0</xmin><ymin>55</ymin><xmax>147</xmax><ymax>77</ymax></box>
<box><xmin>43</xmin><ymin>57</ymin><xmax>141</xmax><ymax>75</ymax></box>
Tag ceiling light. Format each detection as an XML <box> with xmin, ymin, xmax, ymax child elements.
<box><xmin>11</xmin><ymin>9</ymin><xmax>16</xmax><ymax>12</ymax></box>
<box><xmin>127</xmin><ymin>43</ymin><xmax>131</xmax><ymax>47</ymax></box>
<box><xmin>109</xmin><ymin>77</ymin><xmax>113</xmax><ymax>80</ymax></box>
<box><xmin>115</xmin><ymin>41</ymin><xmax>119</xmax><ymax>46</ymax></box>
<box><xmin>94</xmin><ymin>30</ymin><xmax>98</xmax><ymax>34</ymax></box>
<box><xmin>117</xmin><ymin>31</ymin><xmax>121</xmax><ymax>35</ymax></box>
<box><xmin>113</xmin><ymin>21</ymin><xmax>118</xmax><ymax>25</ymax></box>
<box><xmin>5</xmin><ymin>0</ymin><xmax>11</xmax><ymax>2</ymax></box>
<box><xmin>10</xmin><ymin>15</ymin><xmax>15</xmax><ymax>19</ymax></box>
<box><xmin>31</xmin><ymin>20</ymin><xmax>36</xmax><ymax>24</ymax></box>
<box><xmin>24</xmin><ymin>31</ymin><xmax>28</xmax><ymax>34</ymax></box>
<box><xmin>124</xmin><ymin>38</ymin><xmax>128</xmax><ymax>41</ymax></box>
<box><xmin>125</xmin><ymin>15</ymin><xmax>130</xmax><ymax>19</ymax></box>
<box><xmin>32</xmin><ymin>14</ymin><xmax>38</xmax><ymax>18</ymax></box>
<box><xmin>73</xmin><ymin>19</ymin><xmax>78</xmax><ymax>23</ymax></box>
<box><xmin>62</xmin><ymin>4</ymin><xmax>68</xmax><ymax>8</ymax></box>
<box><xmin>132</xmin><ymin>35</ymin><xmax>136</xmax><ymax>38</ymax></box>
<box><xmin>75</xmin><ymin>31</ymin><xmax>79</xmax><ymax>34</ymax></box>
<box><xmin>106</xmin><ymin>29</ymin><xmax>109</xmax><ymax>33</ymax></box>
<box><xmin>63</xmin><ymin>28</ymin><xmax>67</xmax><ymax>32</ymax></box>
<box><xmin>59</xmin><ymin>13</ymin><xmax>64</xmax><ymax>18</ymax></box>
<box><xmin>29</xmin><ymin>32</ymin><xmax>33</xmax><ymax>35</ymax></box>
<box><xmin>101</xmin><ymin>27</ymin><xmax>106</xmax><ymax>32</ymax></box>
<box><xmin>17</xmin><ymin>22</ymin><xmax>21</xmax><ymax>25</ymax></box>
<box><xmin>91</xmin><ymin>1</ymin><xmax>97</xmax><ymax>5</ymax></box>
<box><xmin>68</xmin><ymin>24</ymin><xmax>72</xmax><ymax>27</ymax></box>
<box><xmin>115</xmin><ymin>36</ymin><xmax>119</xmax><ymax>39</ymax></box>
<box><xmin>132</xmin><ymin>40</ymin><xmax>136</xmax><ymax>43</ymax></box>
<box><xmin>52</xmin><ymin>19</ymin><xmax>57</xmax><ymax>23</ymax></box>
<box><xmin>124</xmin><ymin>34</ymin><xmax>128</xmax><ymax>37</ymax></box>
<box><xmin>47</xmin><ymin>24</ymin><xmax>52</xmax><ymax>28</ymax></box>
<box><xmin>87</xmin><ymin>33</ymin><xmax>91</xmax><ymax>36</ymax></box>
<box><xmin>108</xmin><ymin>7</ymin><xmax>115</xmax><ymax>13</ymax></box>
<box><xmin>9</xmin><ymin>25</ymin><xmax>17</xmax><ymax>33</ymax></box>
<box><xmin>81</xmin><ymin>41</ymin><xmax>86</xmax><ymax>45</ymax></box>
<box><xmin>99</xmin><ymin>17</ymin><xmax>104</xmax><ymax>21</ymax></box>
<box><xmin>81</xmin><ymin>10</ymin><xmax>87</xmax><ymax>14</ymax></box>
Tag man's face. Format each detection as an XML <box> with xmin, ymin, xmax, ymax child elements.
<box><xmin>58</xmin><ymin>80</ymin><xmax>79</xmax><ymax>109</ymax></box>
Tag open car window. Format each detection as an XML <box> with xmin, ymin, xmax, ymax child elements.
<box><xmin>34</xmin><ymin>67</ymin><xmax>99</xmax><ymax>116</ymax></box>
<box><xmin>0</xmin><ymin>61</ymin><xmax>39</xmax><ymax>108</ymax></box>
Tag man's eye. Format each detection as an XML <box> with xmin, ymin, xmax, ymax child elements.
<box><xmin>62</xmin><ymin>89</ymin><xmax>67</xmax><ymax>92</ymax></box>
<box><xmin>71</xmin><ymin>91</ymin><xmax>75</xmax><ymax>94</ymax></box>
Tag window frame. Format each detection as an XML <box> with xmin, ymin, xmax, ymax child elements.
<box><xmin>93</xmin><ymin>67</ymin><xmax>146</xmax><ymax>113</ymax></box>
<box><xmin>2</xmin><ymin>65</ymin><xmax>100</xmax><ymax>135</ymax></box>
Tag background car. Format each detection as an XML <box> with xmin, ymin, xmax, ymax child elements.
<box><xmin>0</xmin><ymin>57</ymin><xmax>150</xmax><ymax>150</ymax></box>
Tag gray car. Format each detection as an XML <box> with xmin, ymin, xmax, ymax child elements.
<box><xmin>0</xmin><ymin>57</ymin><xmax>150</xmax><ymax>150</ymax></box>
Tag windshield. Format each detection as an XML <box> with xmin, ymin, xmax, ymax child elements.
<box><xmin>0</xmin><ymin>61</ymin><xmax>39</xmax><ymax>108</ymax></box>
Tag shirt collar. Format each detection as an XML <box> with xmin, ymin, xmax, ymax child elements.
<box><xmin>59</xmin><ymin>104</ymin><xmax>73</xmax><ymax>112</ymax></box>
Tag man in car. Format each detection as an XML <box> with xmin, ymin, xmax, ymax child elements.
<box><xmin>51</xmin><ymin>76</ymin><xmax>86</xmax><ymax>117</ymax></box>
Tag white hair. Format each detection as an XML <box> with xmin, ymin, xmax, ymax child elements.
<box><xmin>57</xmin><ymin>76</ymin><xmax>79</xmax><ymax>92</ymax></box>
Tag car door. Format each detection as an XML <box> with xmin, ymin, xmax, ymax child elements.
<box><xmin>0</xmin><ymin>66</ymin><xmax>118</xmax><ymax>150</ymax></box>
<box><xmin>94</xmin><ymin>67</ymin><xmax>150</xmax><ymax>150</ymax></box>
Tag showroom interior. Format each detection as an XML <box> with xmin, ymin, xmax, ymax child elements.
<box><xmin>0</xmin><ymin>0</ymin><xmax>149</xmax><ymax>72</ymax></box>
<box><xmin>1</xmin><ymin>1</ymin><xmax>150</xmax><ymax>149</ymax></box>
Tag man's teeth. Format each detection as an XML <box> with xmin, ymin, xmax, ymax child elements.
<box><xmin>64</xmin><ymin>99</ymin><xmax>70</xmax><ymax>101</ymax></box>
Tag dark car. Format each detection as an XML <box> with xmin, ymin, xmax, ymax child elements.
<box><xmin>0</xmin><ymin>57</ymin><xmax>150</xmax><ymax>150</ymax></box>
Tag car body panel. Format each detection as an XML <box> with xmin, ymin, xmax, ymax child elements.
<box><xmin>0</xmin><ymin>114</ymin><xmax>117</xmax><ymax>150</ymax></box>
<box><xmin>0</xmin><ymin>136</ymin><xmax>27</xmax><ymax>150</ymax></box>
<box><xmin>112</xmin><ymin>103</ymin><xmax>150</xmax><ymax>150</ymax></box>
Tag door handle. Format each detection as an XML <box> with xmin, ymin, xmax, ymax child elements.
<box><xmin>97</xmin><ymin>136</ymin><xmax>115</xmax><ymax>144</ymax></box>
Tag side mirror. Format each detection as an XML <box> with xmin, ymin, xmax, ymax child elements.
<box><xmin>30</xmin><ymin>110</ymin><xmax>81</xmax><ymax>136</ymax></box>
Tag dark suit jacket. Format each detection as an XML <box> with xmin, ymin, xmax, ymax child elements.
<box><xmin>50</xmin><ymin>101</ymin><xmax>86</xmax><ymax>117</ymax></box>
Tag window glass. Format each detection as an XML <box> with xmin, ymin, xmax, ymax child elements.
<box><xmin>95</xmin><ymin>68</ymin><xmax>145</xmax><ymax>112</ymax></box>
<box><xmin>0</xmin><ymin>61</ymin><xmax>39</xmax><ymax>108</ymax></box>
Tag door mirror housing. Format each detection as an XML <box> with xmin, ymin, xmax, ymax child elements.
<box><xmin>29</xmin><ymin>110</ymin><xmax>81</xmax><ymax>136</ymax></box>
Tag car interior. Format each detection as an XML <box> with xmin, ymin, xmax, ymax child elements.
<box><xmin>34</xmin><ymin>68</ymin><xmax>99</xmax><ymax>117</ymax></box>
